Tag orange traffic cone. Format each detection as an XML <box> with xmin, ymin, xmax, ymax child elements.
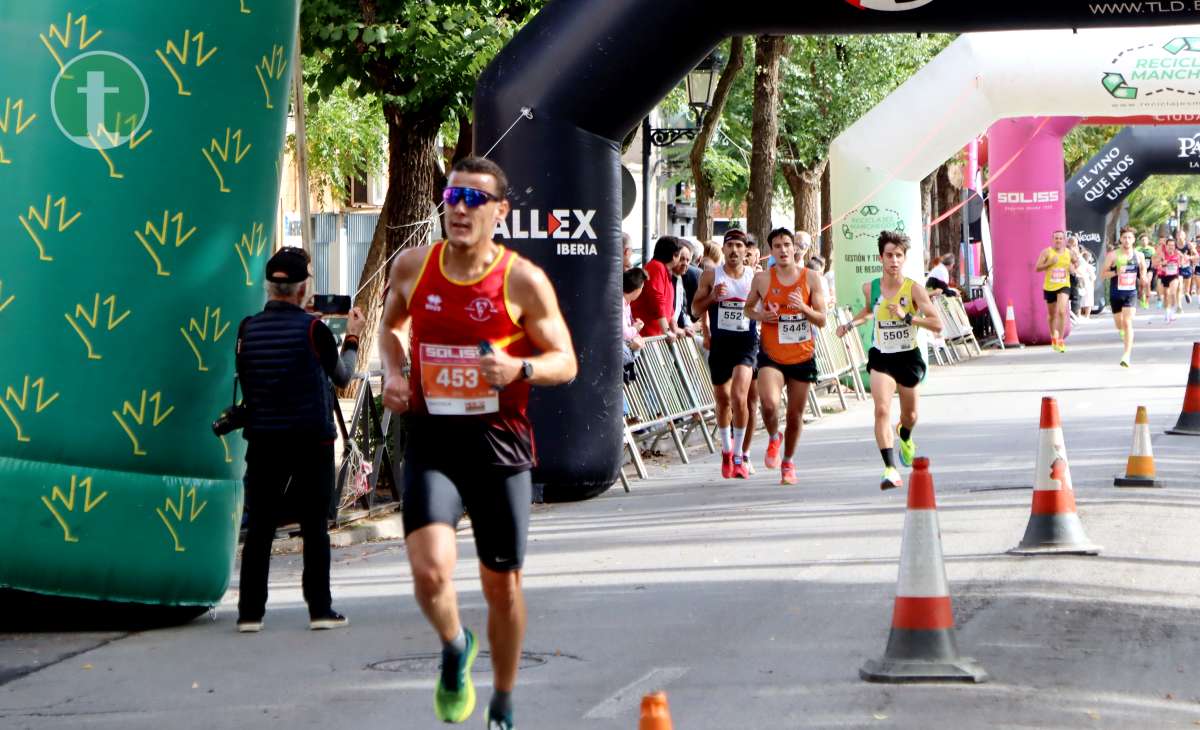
<box><xmin>1009</xmin><ymin>397</ymin><xmax>1101</xmax><ymax>555</ymax></box>
<box><xmin>638</xmin><ymin>692</ymin><xmax>673</xmax><ymax>730</ymax></box>
<box><xmin>1003</xmin><ymin>300</ymin><xmax>1021</xmax><ymax>347</ymax></box>
<box><xmin>1166</xmin><ymin>342</ymin><xmax>1200</xmax><ymax>435</ymax></box>
<box><xmin>1115</xmin><ymin>406</ymin><xmax>1160</xmax><ymax>487</ymax></box>
<box><xmin>860</xmin><ymin>457</ymin><xmax>987</xmax><ymax>683</ymax></box>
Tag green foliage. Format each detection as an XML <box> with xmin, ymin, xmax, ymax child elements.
<box><xmin>289</xmin><ymin>55</ymin><xmax>388</xmax><ymax>204</ymax></box>
<box><xmin>1125</xmin><ymin>175</ymin><xmax>1200</xmax><ymax>233</ymax></box>
<box><xmin>700</xmin><ymin>33</ymin><xmax>953</xmax><ymax>206</ymax></box>
<box><xmin>1063</xmin><ymin>125</ymin><xmax>1120</xmax><ymax>177</ymax></box>
<box><xmin>300</xmin><ymin>0</ymin><xmax>543</xmax><ymax>125</ymax></box>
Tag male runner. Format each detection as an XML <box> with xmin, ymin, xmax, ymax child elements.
<box><xmin>741</xmin><ymin>242</ymin><xmax>764</xmax><ymax>471</ymax></box>
<box><xmin>379</xmin><ymin>157</ymin><xmax>578</xmax><ymax>730</ymax></box>
<box><xmin>1153</xmin><ymin>236</ymin><xmax>1183</xmax><ymax>324</ymax></box>
<box><xmin>837</xmin><ymin>231</ymin><xmax>942</xmax><ymax>491</ymax></box>
<box><xmin>1102</xmin><ymin>226</ymin><xmax>1147</xmax><ymax>368</ymax></box>
<box><xmin>744</xmin><ymin>227</ymin><xmax>827</xmax><ymax>485</ymax></box>
<box><xmin>692</xmin><ymin>229</ymin><xmax>758</xmax><ymax>479</ymax></box>
<box><xmin>1137</xmin><ymin>234</ymin><xmax>1155</xmax><ymax>308</ymax></box>
<box><xmin>1034</xmin><ymin>230</ymin><xmax>1079</xmax><ymax>352</ymax></box>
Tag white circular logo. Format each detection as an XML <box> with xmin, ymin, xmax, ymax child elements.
<box><xmin>847</xmin><ymin>0</ymin><xmax>936</xmax><ymax>10</ymax></box>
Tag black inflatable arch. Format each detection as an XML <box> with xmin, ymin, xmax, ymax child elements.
<box><xmin>474</xmin><ymin>1</ymin><xmax>1200</xmax><ymax>502</ymax></box>
<box><xmin>1068</xmin><ymin>124</ymin><xmax>1200</xmax><ymax>307</ymax></box>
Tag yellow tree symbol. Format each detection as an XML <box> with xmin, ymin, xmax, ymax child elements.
<box><xmin>201</xmin><ymin>128</ymin><xmax>251</xmax><ymax>193</ymax></box>
<box><xmin>112</xmin><ymin>390</ymin><xmax>174</xmax><ymax>457</ymax></box>
<box><xmin>134</xmin><ymin>210</ymin><xmax>196</xmax><ymax>276</ymax></box>
<box><xmin>155</xmin><ymin>29</ymin><xmax>218</xmax><ymax>96</ymax></box>
<box><xmin>220</xmin><ymin>434</ymin><xmax>234</xmax><ymax>464</ymax></box>
<box><xmin>39</xmin><ymin>12</ymin><xmax>103</xmax><ymax>77</ymax></box>
<box><xmin>240</xmin><ymin>0</ymin><xmax>252</xmax><ymax>14</ymax></box>
<box><xmin>19</xmin><ymin>194</ymin><xmax>80</xmax><ymax>262</ymax></box>
<box><xmin>0</xmin><ymin>97</ymin><xmax>37</xmax><ymax>165</ymax></box>
<box><xmin>180</xmin><ymin>306</ymin><xmax>231</xmax><ymax>372</ymax></box>
<box><xmin>157</xmin><ymin>485</ymin><xmax>208</xmax><ymax>552</ymax></box>
<box><xmin>0</xmin><ymin>281</ymin><xmax>14</xmax><ymax>314</ymax></box>
<box><xmin>87</xmin><ymin>113</ymin><xmax>153</xmax><ymax>179</ymax></box>
<box><xmin>41</xmin><ymin>475</ymin><xmax>108</xmax><ymax>543</ymax></box>
<box><xmin>255</xmin><ymin>44</ymin><xmax>287</xmax><ymax>109</ymax></box>
<box><xmin>0</xmin><ymin>375</ymin><xmax>59</xmax><ymax>443</ymax></box>
<box><xmin>64</xmin><ymin>293</ymin><xmax>131</xmax><ymax>360</ymax></box>
<box><xmin>235</xmin><ymin>222</ymin><xmax>268</xmax><ymax>286</ymax></box>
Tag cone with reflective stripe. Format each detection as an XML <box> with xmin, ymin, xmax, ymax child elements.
<box><xmin>860</xmin><ymin>457</ymin><xmax>987</xmax><ymax>683</ymax></box>
<box><xmin>638</xmin><ymin>692</ymin><xmax>673</xmax><ymax>730</ymax></box>
<box><xmin>1115</xmin><ymin>406</ymin><xmax>1160</xmax><ymax>487</ymax></box>
<box><xmin>1166</xmin><ymin>343</ymin><xmax>1200</xmax><ymax>435</ymax></box>
<box><xmin>1003</xmin><ymin>300</ymin><xmax>1021</xmax><ymax>347</ymax></box>
<box><xmin>1009</xmin><ymin>397</ymin><xmax>1101</xmax><ymax>555</ymax></box>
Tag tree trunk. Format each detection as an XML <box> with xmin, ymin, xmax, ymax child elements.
<box><xmin>690</xmin><ymin>37</ymin><xmax>746</xmax><ymax>244</ymax></box>
<box><xmin>920</xmin><ymin>170</ymin><xmax>936</xmax><ymax>253</ymax></box>
<box><xmin>345</xmin><ymin>105</ymin><xmax>441</xmax><ymax>394</ymax></box>
<box><xmin>820</xmin><ymin>162</ymin><xmax>832</xmax><ymax>267</ymax></box>
<box><xmin>747</xmin><ymin>35</ymin><xmax>787</xmax><ymax>251</ymax></box>
<box><xmin>781</xmin><ymin>156</ymin><xmax>825</xmax><ymax>240</ymax></box>
<box><xmin>934</xmin><ymin>162</ymin><xmax>962</xmax><ymax>261</ymax></box>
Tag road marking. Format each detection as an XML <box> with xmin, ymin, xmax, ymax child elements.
<box><xmin>583</xmin><ymin>666</ymin><xmax>688</xmax><ymax>720</ymax></box>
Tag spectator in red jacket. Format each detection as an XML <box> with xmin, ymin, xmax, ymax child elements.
<box><xmin>632</xmin><ymin>236</ymin><xmax>688</xmax><ymax>338</ymax></box>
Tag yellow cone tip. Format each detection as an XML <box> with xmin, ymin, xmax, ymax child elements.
<box><xmin>1135</xmin><ymin>406</ymin><xmax>1149</xmax><ymax>425</ymax></box>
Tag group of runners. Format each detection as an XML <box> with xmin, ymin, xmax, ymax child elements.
<box><xmin>693</xmin><ymin>227</ymin><xmax>941</xmax><ymax>491</ymax></box>
<box><xmin>1040</xmin><ymin>226</ymin><xmax>1197</xmax><ymax>368</ymax></box>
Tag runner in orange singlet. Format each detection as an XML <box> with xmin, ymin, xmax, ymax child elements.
<box><xmin>379</xmin><ymin>157</ymin><xmax>577</xmax><ymax>730</ymax></box>
<box><xmin>744</xmin><ymin>228</ymin><xmax>827</xmax><ymax>486</ymax></box>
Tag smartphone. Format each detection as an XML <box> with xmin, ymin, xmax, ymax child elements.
<box><xmin>312</xmin><ymin>294</ymin><xmax>351</xmax><ymax>314</ymax></box>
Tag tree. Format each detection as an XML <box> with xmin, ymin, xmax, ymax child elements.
<box><xmin>301</xmin><ymin>1</ymin><xmax>543</xmax><ymax>368</ymax></box>
<box><xmin>288</xmin><ymin>55</ymin><xmax>388</xmax><ymax>206</ymax></box>
<box><xmin>1062</xmin><ymin>124</ymin><xmax>1120</xmax><ymax>177</ymax></box>
<box><xmin>689</xmin><ymin>38</ymin><xmax>746</xmax><ymax>243</ymax></box>
<box><xmin>747</xmin><ymin>35</ymin><xmax>788</xmax><ymax>248</ymax></box>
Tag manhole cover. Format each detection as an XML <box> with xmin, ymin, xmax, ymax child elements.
<box><xmin>368</xmin><ymin>651</ymin><xmax>571</xmax><ymax>674</ymax></box>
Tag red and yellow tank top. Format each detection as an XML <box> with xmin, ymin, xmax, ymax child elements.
<box><xmin>761</xmin><ymin>267</ymin><xmax>815</xmax><ymax>365</ymax></box>
<box><xmin>407</xmin><ymin>241</ymin><xmax>535</xmax><ymax>467</ymax></box>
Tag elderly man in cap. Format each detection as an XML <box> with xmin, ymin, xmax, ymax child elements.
<box><xmin>234</xmin><ymin>247</ymin><xmax>366</xmax><ymax>633</ymax></box>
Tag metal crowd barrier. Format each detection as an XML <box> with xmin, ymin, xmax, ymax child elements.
<box><xmin>928</xmin><ymin>295</ymin><xmax>981</xmax><ymax>365</ymax></box>
<box><xmin>331</xmin><ymin>372</ymin><xmax>401</xmax><ymax>525</ymax></box>
<box><xmin>620</xmin><ymin>306</ymin><xmax>868</xmax><ymax>489</ymax></box>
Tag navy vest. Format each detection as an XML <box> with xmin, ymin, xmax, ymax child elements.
<box><xmin>237</xmin><ymin>302</ymin><xmax>334</xmax><ymax>441</ymax></box>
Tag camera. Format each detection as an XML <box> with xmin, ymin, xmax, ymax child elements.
<box><xmin>212</xmin><ymin>403</ymin><xmax>248</xmax><ymax>437</ymax></box>
<box><xmin>312</xmin><ymin>294</ymin><xmax>352</xmax><ymax>315</ymax></box>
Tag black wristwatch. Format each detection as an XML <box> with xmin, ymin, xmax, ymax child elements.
<box><xmin>519</xmin><ymin>360</ymin><xmax>533</xmax><ymax>381</ymax></box>
<box><xmin>903</xmin><ymin>313</ymin><xmax>914</xmax><ymax>325</ymax></box>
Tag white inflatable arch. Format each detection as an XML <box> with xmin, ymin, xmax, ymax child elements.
<box><xmin>830</xmin><ymin>24</ymin><xmax>1200</xmax><ymax>343</ymax></box>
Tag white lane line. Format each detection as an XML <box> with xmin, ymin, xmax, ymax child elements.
<box><xmin>582</xmin><ymin>666</ymin><xmax>690</xmax><ymax>720</ymax></box>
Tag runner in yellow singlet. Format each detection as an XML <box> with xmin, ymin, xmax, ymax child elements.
<box><xmin>838</xmin><ymin>231</ymin><xmax>943</xmax><ymax>491</ymax></box>
<box><xmin>1034</xmin><ymin>230</ymin><xmax>1079</xmax><ymax>353</ymax></box>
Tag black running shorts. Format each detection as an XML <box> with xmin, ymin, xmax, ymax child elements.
<box><xmin>1110</xmin><ymin>290</ymin><xmax>1136</xmax><ymax>314</ymax></box>
<box><xmin>755</xmin><ymin>351</ymin><xmax>818</xmax><ymax>383</ymax></box>
<box><xmin>708</xmin><ymin>340</ymin><xmax>758</xmax><ymax>386</ymax></box>
<box><xmin>1043</xmin><ymin>288</ymin><xmax>1069</xmax><ymax>304</ymax></box>
<box><xmin>1160</xmin><ymin>274</ymin><xmax>1178</xmax><ymax>288</ymax></box>
<box><xmin>401</xmin><ymin>456</ymin><xmax>531</xmax><ymax>572</ymax></box>
<box><xmin>867</xmin><ymin>347</ymin><xmax>927</xmax><ymax>389</ymax></box>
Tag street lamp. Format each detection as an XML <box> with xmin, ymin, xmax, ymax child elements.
<box><xmin>642</xmin><ymin>50</ymin><xmax>724</xmax><ymax>261</ymax></box>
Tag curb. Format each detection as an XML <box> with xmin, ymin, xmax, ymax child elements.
<box><xmin>267</xmin><ymin>512</ymin><xmax>406</xmax><ymax>556</ymax></box>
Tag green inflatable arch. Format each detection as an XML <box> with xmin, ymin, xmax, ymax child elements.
<box><xmin>0</xmin><ymin>1</ymin><xmax>299</xmax><ymax>606</ymax></box>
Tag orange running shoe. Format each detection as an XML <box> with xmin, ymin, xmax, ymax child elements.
<box><xmin>780</xmin><ymin>461</ymin><xmax>798</xmax><ymax>485</ymax></box>
<box><xmin>733</xmin><ymin>459</ymin><xmax>749</xmax><ymax>479</ymax></box>
<box><xmin>721</xmin><ymin>451</ymin><xmax>734</xmax><ymax>479</ymax></box>
<box><xmin>764</xmin><ymin>435</ymin><xmax>782</xmax><ymax>470</ymax></box>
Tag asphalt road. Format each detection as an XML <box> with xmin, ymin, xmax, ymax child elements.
<box><xmin>5</xmin><ymin>306</ymin><xmax>1200</xmax><ymax>729</ymax></box>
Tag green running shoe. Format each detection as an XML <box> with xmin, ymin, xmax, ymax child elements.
<box><xmin>881</xmin><ymin>467</ymin><xmax>903</xmax><ymax>491</ymax></box>
<box><xmin>435</xmin><ymin>628</ymin><xmax>478</xmax><ymax>723</ymax></box>
<box><xmin>486</xmin><ymin>712</ymin><xmax>515</xmax><ymax>729</ymax></box>
<box><xmin>895</xmin><ymin>424</ymin><xmax>915</xmax><ymax>468</ymax></box>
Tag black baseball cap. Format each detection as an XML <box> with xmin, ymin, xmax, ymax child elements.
<box><xmin>265</xmin><ymin>247</ymin><xmax>311</xmax><ymax>283</ymax></box>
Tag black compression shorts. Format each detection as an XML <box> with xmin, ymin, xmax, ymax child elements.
<box><xmin>755</xmin><ymin>351</ymin><xmax>818</xmax><ymax>383</ymax></box>
<box><xmin>1043</xmin><ymin>288</ymin><xmax>1069</xmax><ymax>304</ymax></box>
<box><xmin>401</xmin><ymin>456</ymin><xmax>531</xmax><ymax>572</ymax></box>
<box><xmin>1110</xmin><ymin>291</ymin><xmax>1136</xmax><ymax>313</ymax></box>
<box><xmin>867</xmin><ymin>347</ymin><xmax>927</xmax><ymax>389</ymax></box>
<box><xmin>708</xmin><ymin>340</ymin><xmax>758</xmax><ymax>386</ymax></box>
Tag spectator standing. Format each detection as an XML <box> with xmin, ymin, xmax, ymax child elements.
<box><xmin>631</xmin><ymin>236</ymin><xmax>686</xmax><ymax>338</ymax></box>
<box><xmin>235</xmin><ymin>247</ymin><xmax>366</xmax><ymax>633</ymax></box>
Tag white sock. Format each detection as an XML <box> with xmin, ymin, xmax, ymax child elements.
<box><xmin>732</xmin><ymin>428</ymin><xmax>746</xmax><ymax>456</ymax></box>
<box><xmin>719</xmin><ymin>427</ymin><xmax>732</xmax><ymax>453</ymax></box>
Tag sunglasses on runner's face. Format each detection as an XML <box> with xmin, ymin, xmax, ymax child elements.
<box><xmin>442</xmin><ymin>187</ymin><xmax>497</xmax><ymax>208</ymax></box>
